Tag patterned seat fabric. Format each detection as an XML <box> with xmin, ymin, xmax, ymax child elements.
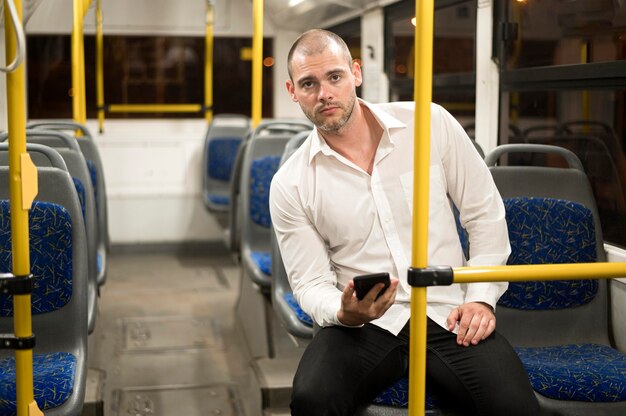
<box><xmin>372</xmin><ymin>377</ymin><xmax>439</xmax><ymax>410</ymax></box>
<box><xmin>208</xmin><ymin>138</ymin><xmax>243</xmax><ymax>181</ymax></box>
<box><xmin>249</xmin><ymin>155</ymin><xmax>281</xmax><ymax>228</ymax></box>
<box><xmin>251</xmin><ymin>250</ymin><xmax>272</xmax><ymax>276</ymax></box>
<box><xmin>498</xmin><ymin>197</ymin><xmax>597</xmax><ymax>310</ymax></box>
<box><xmin>282</xmin><ymin>293</ymin><xmax>313</xmax><ymax>326</ymax></box>
<box><xmin>0</xmin><ymin>352</ymin><xmax>77</xmax><ymax>415</ymax></box>
<box><xmin>0</xmin><ymin>200</ymin><xmax>73</xmax><ymax>316</ymax></box>
<box><xmin>516</xmin><ymin>344</ymin><xmax>626</xmax><ymax>402</ymax></box>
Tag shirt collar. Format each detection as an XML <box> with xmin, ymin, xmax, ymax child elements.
<box><xmin>307</xmin><ymin>98</ymin><xmax>406</xmax><ymax>165</ymax></box>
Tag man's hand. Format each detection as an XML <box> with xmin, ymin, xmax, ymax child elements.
<box><xmin>446</xmin><ymin>302</ymin><xmax>496</xmax><ymax>347</ymax></box>
<box><xmin>337</xmin><ymin>278</ymin><xmax>399</xmax><ymax>326</ymax></box>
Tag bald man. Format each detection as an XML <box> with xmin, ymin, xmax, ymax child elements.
<box><xmin>269</xmin><ymin>29</ymin><xmax>539</xmax><ymax>415</ymax></box>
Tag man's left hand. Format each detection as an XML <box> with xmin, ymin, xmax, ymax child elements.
<box><xmin>446</xmin><ymin>302</ymin><xmax>495</xmax><ymax>347</ymax></box>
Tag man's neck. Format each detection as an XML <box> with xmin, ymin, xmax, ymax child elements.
<box><xmin>319</xmin><ymin>102</ymin><xmax>383</xmax><ymax>175</ymax></box>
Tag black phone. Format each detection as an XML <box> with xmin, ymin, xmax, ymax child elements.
<box><xmin>353</xmin><ymin>272</ymin><xmax>391</xmax><ymax>301</ymax></box>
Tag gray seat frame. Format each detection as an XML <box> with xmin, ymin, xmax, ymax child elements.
<box><xmin>0</xmin><ymin>143</ymin><xmax>88</xmax><ymax>416</ymax></box>
<box><xmin>27</xmin><ymin>120</ymin><xmax>110</xmax><ymax>287</ymax></box>
<box><xmin>270</xmin><ymin>131</ymin><xmax>314</xmax><ymax>339</ymax></box>
<box><xmin>1</xmin><ymin>130</ymin><xmax>98</xmax><ymax>334</ymax></box>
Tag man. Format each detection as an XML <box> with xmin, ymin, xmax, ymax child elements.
<box><xmin>269</xmin><ymin>29</ymin><xmax>539</xmax><ymax>415</ymax></box>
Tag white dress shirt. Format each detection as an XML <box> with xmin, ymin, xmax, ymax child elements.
<box><xmin>269</xmin><ymin>100</ymin><xmax>510</xmax><ymax>336</ymax></box>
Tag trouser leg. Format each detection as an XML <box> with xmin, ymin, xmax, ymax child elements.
<box><xmin>290</xmin><ymin>323</ymin><xmax>409</xmax><ymax>416</ymax></box>
<box><xmin>425</xmin><ymin>318</ymin><xmax>539</xmax><ymax>416</ymax></box>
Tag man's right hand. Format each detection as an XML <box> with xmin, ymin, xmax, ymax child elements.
<box><xmin>337</xmin><ymin>278</ymin><xmax>399</xmax><ymax>326</ymax></box>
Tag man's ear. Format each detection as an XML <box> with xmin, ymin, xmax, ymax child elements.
<box><xmin>352</xmin><ymin>60</ymin><xmax>363</xmax><ymax>88</ymax></box>
<box><xmin>286</xmin><ymin>80</ymin><xmax>298</xmax><ymax>102</ymax></box>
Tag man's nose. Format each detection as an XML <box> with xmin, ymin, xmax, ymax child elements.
<box><xmin>318</xmin><ymin>83</ymin><xmax>333</xmax><ymax>102</ymax></box>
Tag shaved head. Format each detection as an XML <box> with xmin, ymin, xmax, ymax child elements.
<box><xmin>287</xmin><ymin>29</ymin><xmax>353</xmax><ymax>80</ymax></box>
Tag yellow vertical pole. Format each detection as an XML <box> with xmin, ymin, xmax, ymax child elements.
<box><xmin>204</xmin><ymin>0</ymin><xmax>214</xmax><ymax>123</ymax></box>
<box><xmin>408</xmin><ymin>0</ymin><xmax>434</xmax><ymax>415</ymax></box>
<box><xmin>4</xmin><ymin>1</ymin><xmax>41</xmax><ymax>415</ymax></box>
<box><xmin>581</xmin><ymin>41</ymin><xmax>589</xmax><ymax>131</ymax></box>
<box><xmin>96</xmin><ymin>0</ymin><xmax>104</xmax><ymax>132</ymax></box>
<box><xmin>72</xmin><ymin>0</ymin><xmax>86</xmax><ymax>133</ymax></box>
<box><xmin>251</xmin><ymin>0</ymin><xmax>263</xmax><ymax>127</ymax></box>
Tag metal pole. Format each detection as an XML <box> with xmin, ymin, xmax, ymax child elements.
<box><xmin>4</xmin><ymin>1</ymin><xmax>41</xmax><ymax>415</ymax></box>
<box><xmin>96</xmin><ymin>0</ymin><xmax>104</xmax><ymax>132</ymax></box>
<box><xmin>408</xmin><ymin>0</ymin><xmax>434</xmax><ymax>415</ymax></box>
<box><xmin>71</xmin><ymin>0</ymin><xmax>87</xmax><ymax>132</ymax></box>
<box><xmin>205</xmin><ymin>0</ymin><xmax>214</xmax><ymax>123</ymax></box>
<box><xmin>251</xmin><ymin>0</ymin><xmax>263</xmax><ymax>127</ymax></box>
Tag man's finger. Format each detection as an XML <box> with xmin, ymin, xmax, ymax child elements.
<box><xmin>447</xmin><ymin>308</ymin><xmax>460</xmax><ymax>331</ymax></box>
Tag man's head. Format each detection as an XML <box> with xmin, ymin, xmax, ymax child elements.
<box><xmin>286</xmin><ymin>29</ymin><xmax>362</xmax><ymax>134</ymax></box>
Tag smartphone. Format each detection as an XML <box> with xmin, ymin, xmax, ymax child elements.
<box><xmin>353</xmin><ymin>272</ymin><xmax>391</xmax><ymax>301</ymax></box>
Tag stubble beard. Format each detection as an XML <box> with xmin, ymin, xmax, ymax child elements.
<box><xmin>303</xmin><ymin>93</ymin><xmax>357</xmax><ymax>134</ymax></box>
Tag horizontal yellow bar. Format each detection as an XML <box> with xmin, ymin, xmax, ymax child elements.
<box><xmin>454</xmin><ymin>262</ymin><xmax>626</xmax><ymax>284</ymax></box>
<box><xmin>108</xmin><ymin>104</ymin><xmax>203</xmax><ymax>113</ymax></box>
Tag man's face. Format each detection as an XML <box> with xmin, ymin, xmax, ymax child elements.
<box><xmin>286</xmin><ymin>45</ymin><xmax>362</xmax><ymax>133</ymax></box>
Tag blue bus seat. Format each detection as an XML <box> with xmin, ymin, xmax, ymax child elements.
<box><xmin>1</xmin><ymin>130</ymin><xmax>99</xmax><ymax>334</ymax></box>
<box><xmin>270</xmin><ymin>131</ymin><xmax>315</xmax><ymax>339</ymax></box>
<box><xmin>228</xmin><ymin>119</ymin><xmax>311</xmax><ymax>260</ymax></box>
<box><xmin>486</xmin><ymin>144</ymin><xmax>626</xmax><ymax>415</ymax></box>
<box><xmin>0</xmin><ymin>144</ymin><xmax>88</xmax><ymax>416</ymax></box>
<box><xmin>235</xmin><ymin>121</ymin><xmax>311</xmax><ymax>359</ymax></box>
<box><xmin>202</xmin><ymin>114</ymin><xmax>251</xmax><ymax>212</ymax></box>
<box><xmin>27</xmin><ymin>120</ymin><xmax>110</xmax><ymax>287</ymax></box>
<box><xmin>241</xmin><ymin>136</ymin><xmax>297</xmax><ymax>290</ymax></box>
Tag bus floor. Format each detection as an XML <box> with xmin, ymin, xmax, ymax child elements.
<box><xmin>84</xmin><ymin>242</ymin><xmax>297</xmax><ymax>416</ymax></box>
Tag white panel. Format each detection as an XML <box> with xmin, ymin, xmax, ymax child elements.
<box><xmin>604</xmin><ymin>244</ymin><xmax>626</xmax><ymax>352</ymax></box>
<box><xmin>360</xmin><ymin>8</ymin><xmax>388</xmax><ymax>104</ymax></box>
<box><xmin>474</xmin><ymin>0</ymin><xmax>499</xmax><ymax>154</ymax></box>
<box><xmin>25</xmin><ymin>0</ymin><xmax>272</xmax><ymax>37</ymax></box>
<box><xmin>108</xmin><ymin>196</ymin><xmax>222</xmax><ymax>244</ymax></box>
<box><xmin>272</xmin><ymin>29</ymin><xmax>306</xmax><ymax>119</ymax></box>
<box><xmin>79</xmin><ymin>119</ymin><xmax>225</xmax><ymax>244</ymax></box>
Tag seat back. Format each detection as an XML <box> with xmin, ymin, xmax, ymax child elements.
<box><xmin>202</xmin><ymin>114</ymin><xmax>251</xmax><ymax>212</ymax></box>
<box><xmin>0</xmin><ymin>144</ymin><xmax>88</xmax><ymax>415</ymax></box>
<box><xmin>270</xmin><ymin>131</ymin><xmax>314</xmax><ymax>338</ymax></box>
<box><xmin>0</xmin><ymin>130</ymin><xmax>99</xmax><ymax>333</ymax></box>
<box><xmin>228</xmin><ymin>119</ymin><xmax>311</xmax><ymax>259</ymax></box>
<box><xmin>240</xmin><ymin>131</ymin><xmax>305</xmax><ymax>287</ymax></box>
<box><xmin>485</xmin><ymin>144</ymin><xmax>609</xmax><ymax>347</ymax></box>
<box><xmin>27</xmin><ymin>120</ymin><xmax>110</xmax><ymax>286</ymax></box>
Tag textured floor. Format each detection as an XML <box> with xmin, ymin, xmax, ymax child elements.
<box><xmin>87</xmin><ymin>244</ymin><xmax>262</xmax><ymax>416</ymax></box>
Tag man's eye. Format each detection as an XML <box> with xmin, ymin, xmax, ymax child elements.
<box><xmin>331</xmin><ymin>74</ymin><xmax>341</xmax><ymax>82</ymax></box>
<box><xmin>302</xmin><ymin>82</ymin><xmax>314</xmax><ymax>89</ymax></box>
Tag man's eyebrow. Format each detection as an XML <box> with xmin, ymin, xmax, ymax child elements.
<box><xmin>296</xmin><ymin>67</ymin><xmax>347</xmax><ymax>86</ymax></box>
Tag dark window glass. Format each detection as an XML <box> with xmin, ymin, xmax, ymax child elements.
<box><xmin>27</xmin><ymin>35</ymin><xmax>274</xmax><ymax>119</ymax></box>
<box><xmin>506</xmin><ymin>0</ymin><xmax>626</xmax><ymax>69</ymax></box>
<box><xmin>386</xmin><ymin>0</ymin><xmax>476</xmax><ymax>121</ymax></box>
<box><xmin>502</xmin><ymin>89</ymin><xmax>626</xmax><ymax>246</ymax></box>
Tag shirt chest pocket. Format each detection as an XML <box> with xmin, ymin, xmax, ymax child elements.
<box><xmin>399</xmin><ymin>166</ymin><xmax>448</xmax><ymax>215</ymax></box>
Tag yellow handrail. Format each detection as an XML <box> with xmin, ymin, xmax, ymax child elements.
<box><xmin>107</xmin><ymin>104</ymin><xmax>204</xmax><ymax>113</ymax></box>
<box><xmin>95</xmin><ymin>0</ymin><xmax>104</xmax><ymax>132</ymax></box>
<box><xmin>205</xmin><ymin>1</ymin><xmax>214</xmax><ymax>123</ymax></box>
<box><xmin>72</xmin><ymin>0</ymin><xmax>87</xmax><ymax>134</ymax></box>
<box><xmin>251</xmin><ymin>0</ymin><xmax>263</xmax><ymax>127</ymax></box>
<box><xmin>408</xmin><ymin>0</ymin><xmax>434</xmax><ymax>414</ymax></box>
<box><xmin>4</xmin><ymin>1</ymin><xmax>42</xmax><ymax>415</ymax></box>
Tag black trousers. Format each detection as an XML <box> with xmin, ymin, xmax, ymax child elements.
<box><xmin>291</xmin><ymin>318</ymin><xmax>539</xmax><ymax>416</ymax></box>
